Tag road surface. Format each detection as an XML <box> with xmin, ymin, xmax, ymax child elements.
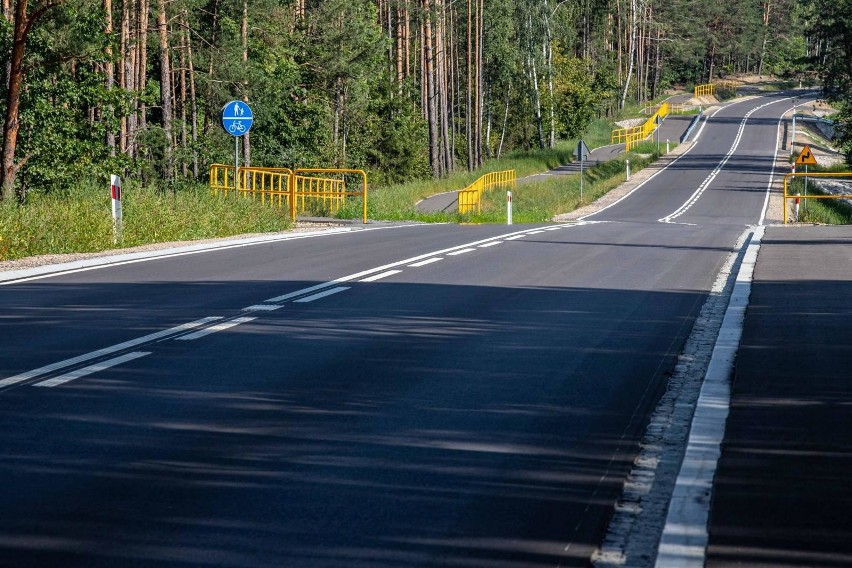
<box><xmin>0</xmin><ymin>91</ymin><xmax>803</xmax><ymax>567</ymax></box>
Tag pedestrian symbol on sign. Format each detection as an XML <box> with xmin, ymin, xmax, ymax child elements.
<box><xmin>221</xmin><ymin>101</ymin><xmax>254</xmax><ymax>137</ymax></box>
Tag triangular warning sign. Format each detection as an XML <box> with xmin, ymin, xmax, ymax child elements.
<box><xmin>795</xmin><ymin>144</ymin><xmax>817</xmax><ymax>166</ymax></box>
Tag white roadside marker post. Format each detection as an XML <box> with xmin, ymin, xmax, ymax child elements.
<box><xmin>110</xmin><ymin>175</ymin><xmax>123</xmax><ymax>245</ymax></box>
<box><xmin>507</xmin><ymin>191</ymin><xmax>513</xmax><ymax>225</ymax></box>
<box><xmin>626</xmin><ymin>159</ymin><xmax>630</xmax><ymax>181</ymax></box>
<box><xmin>667</xmin><ymin>138</ymin><xmax>670</xmax><ymax>153</ymax></box>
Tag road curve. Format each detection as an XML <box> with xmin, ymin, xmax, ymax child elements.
<box><xmin>0</xmin><ymin>91</ymin><xmax>803</xmax><ymax>567</ymax></box>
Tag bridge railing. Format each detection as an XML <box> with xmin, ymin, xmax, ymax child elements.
<box><xmin>619</xmin><ymin>101</ymin><xmax>669</xmax><ymax>151</ymax></box>
<box><xmin>458</xmin><ymin>170</ymin><xmax>516</xmax><ymax>214</ymax></box>
<box><xmin>209</xmin><ymin>165</ymin><xmax>368</xmax><ymax>223</ymax></box>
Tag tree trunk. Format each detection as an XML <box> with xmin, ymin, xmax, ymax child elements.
<box><xmin>465</xmin><ymin>0</ymin><xmax>472</xmax><ymax>171</ymax></box>
<box><xmin>241</xmin><ymin>0</ymin><xmax>251</xmax><ymax>167</ymax></box>
<box><xmin>423</xmin><ymin>1</ymin><xmax>440</xmax><ymax>178</ymax></box>
<box><xmin>157</xmin><ymin>0</ymin><xmax>173</xmax><ymax>180</ymax></box>
<box><xmin>104</xmin><ymin>0</ymin><xmax>116</xmax><ymax>155</ymax></box>
<box><xmin>179</xmin><ymin>16</ymin><xmax>188</xmax><ymax>177</ymax></box>
<box><xmin>620</xmin><ymin>0</ymin><xmax>636</xmax><ymax>109</ymax></box>
<box><xmin>1</xmin><ymin>0</ymin><xmax>64</xmax><ymax>202</ymax></box>
<box><xmin>184</xmin><ymin>10</ymin><xmax>198</xmax><ymax>178</ymax></box>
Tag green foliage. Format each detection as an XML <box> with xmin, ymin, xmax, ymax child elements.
<box><xmin>552</xmin><ymin>50</ymin><xmax>618</xmax><ymax>139</ymax></box>
<box><xmin>0</xmin><ymin>180</ymin><xmax>292</xmax><ymax>260</ymax></box>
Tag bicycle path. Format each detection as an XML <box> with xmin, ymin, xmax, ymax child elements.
<box><xmin>705</xmin><ymin>225</ymin><xmax>852</xmax><ymax>567</ymax></box>
<box><xmin>414</xmin><ymin>104</ymin><xmax>695</xmax><ymax>215</ymax></box>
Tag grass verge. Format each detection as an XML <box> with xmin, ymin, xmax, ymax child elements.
<box><xmin>0</xmin><ymin>182</ymin><xmax>292</xmax><ymax>261</ymax></box>
<box><xmin>468</xmin><ymin>146</ymin><xmax>665</xmax><ymax>223</ymax></box>
<box><xmin>337</xmin><ymin>118</ymin><xmax>622</xmax><ymax>222</ymax></box>
<box><xmin>791</xmin><ymin>165</ymin><xmax>852</xmax><ymax>224</ymax></box>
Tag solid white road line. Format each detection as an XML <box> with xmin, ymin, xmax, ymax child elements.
<box><xmin>360</xmin><ymin>270</ymin><xmax>402</xmax><ymax>282</ymax></box>
<box><xmin>33</xmin><ymin>351</ymin><xmax>152</xmax><ymax>388</ymax></box>
<box><xmin>447</xmin><ymin>248</ymin><xmax>475</xmax><ymax>256</ymax></box>
<box><xmin>659</xmin><ymin>98</ymin><xmax>794</xmax><ymax>223</ymax></box>
<box><xmin>527</xmin><ymin>230</ymin><xmax>546</xmax><ymax>234</ymax></box>
<box><xmin>505</xmin><ymin>235</ymin><xmax>526</xmax><ymax>240</ymax></box>
<box><xmin>409</xmin><ymin>258</ymin><xmax>443</xmax><ymax>267</ymax></box>
<box><xmin>655</xmin><ymin>226</ymin><xmax>765</xmax><ymax>568</ymax></box>
<box><xmin>293</xmin><ymin>287</ymin><xmax>350</xmax><ymax>303</ymax></box>
<box><xmin>0</xmin><ymin>317</ymin><xmax>221</xmax><ymax>389</ymax></box>
<box><xmin>176</xmin><ymin>317</ymin><xmax>257</xmax><ymax>341</ymax></box>
<box><xmin>478</xmin><ymin>241</ymin><xmax>501</xmax><ymax>248</ymax></box>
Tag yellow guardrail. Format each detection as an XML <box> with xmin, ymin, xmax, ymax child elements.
<box><xmin>695</xmin><ymin>83</ymin><xmax>715</xmax><ymax>97</ymax></box>
<box><xmin>717</xmin><ymin>80</ymin><xmax>739</xmax><ymax>91</ymax></box>
<box><xmin>611</xmin><ymin>124</ymin><xmax>643</xmax><ymax>144</ymax></box>
<box><xmin>209</xmin><ymin>164</ymin><xmax>368</xmax><ymax>223</ymax></box>
<box><xmin>458</xmin><ymin>170</ymin><xmax>516</xmax><ymax>214</ymax></box>
<box><xmin>616</xmin><ymin>101</ymin><xmax>669</xmax><ymax>151</ymax></box>
<box><xmin>783</xmin><ymin>172</ymin><xmax>852</xmax><ymax>224</ymax></box>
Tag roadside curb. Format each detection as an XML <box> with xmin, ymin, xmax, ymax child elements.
<box><xmin>0</xmin><ymin>227</ymin><xmax>359</xmax><ymax>284</ymax></box>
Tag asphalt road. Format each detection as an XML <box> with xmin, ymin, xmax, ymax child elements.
<box><xmin>0</xmin><ymin>91</ymin><xmax>805</xmax><ymax>567</ymax></box>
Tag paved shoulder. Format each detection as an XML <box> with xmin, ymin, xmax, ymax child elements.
<box><xmin>707</xmin><ymin>225</ymin><xmax>852</xmax><ymax>567</ymax></box>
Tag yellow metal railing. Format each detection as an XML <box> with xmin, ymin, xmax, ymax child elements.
<box><xmin>783</xmin><ymin>172</ymin><xmax>852</xmax><ymax>224</ymax></box>
<box><xmin>716</xmin><ymin>80</ymin><xmax>739</xmax><ymax>91</ymax></box>
<box><xmin>695</xmin><ymin>83</ymin><xmax>715</xmax><ymax>97</ymax></box>
<box><xmin>458</xmin><ymin>170</ymin><xmax>516</xmax><ymax>214</ymax></box>
<box><xmin>611</xmin><ymin>124</ymin><xmax>643</xmax><ymax>144</ymax></box>
<box><xmin>209</xmin><ymin>164</ymin><xmax>368</xmax><ymax>223</ymax></box>
<box><xmin>616</xmin><ymin>101</ymin><xmax>669</xmax><ymax>151</ymax></box>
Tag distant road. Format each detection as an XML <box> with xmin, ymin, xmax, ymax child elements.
<box><xmin>0</xmin><ymin>91</ymin><xmax>802</xmax><ymax>566</ymax></box>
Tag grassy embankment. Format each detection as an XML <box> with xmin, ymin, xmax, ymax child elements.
<box><xmin>0</xmin><ymin>185</ymin><xmax>292</xmax><ymax>261</ymax></box>
<box><xmin>339</xmin><ymin>104</ymin><xmax>675</xmax><ymax>223</ymax></box>
<box><xmin>1</xmin><ymin>96</ymin><xmax>678</xmax><ymax>260</ymax></box>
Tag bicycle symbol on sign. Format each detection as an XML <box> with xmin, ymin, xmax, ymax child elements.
<box><xmin>228</xmin><ymin>121</ymin><xmax>246</xmax><ymax>134</ymax></box>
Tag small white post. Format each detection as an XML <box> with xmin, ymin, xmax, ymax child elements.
<box><xmin>507</xmin><ymin>191</ymin><xmax>513</xmax><ymax>225</ymax></box>
<box><xmin>626</xmin><ymin>159</ymin><xmax>630</xmax><ymax>181</ymax></box>
<box><xmin>110</xmin><ymin>175</ymin><xmax>123</xmax><ymax>245</ymax></box>
<box><xmin>791</xmin><ymin>113</ymin><xmax>797</xmax><ymax>154</ymax></box>
<box><xmin>666</xmin><ymin>138</ymin><xmax>670</xmax><ymax>153</ymax></box>
<box><xmin>795</xmin><ymin>193</ymin><xmax>800</xmax><ymax>222</ymax></box>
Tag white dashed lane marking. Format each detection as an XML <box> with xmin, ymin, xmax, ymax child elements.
<box><xmin>360</xmin><ymin>270</ymin><xmax>403</xmax><ymax>282</ymax></box>
<box><xmin>293</xmin><ymin>287</ymin><xmax>351</xmax><ymax>303</ymax></box>
<box><xmin>34</xmin><ymin>352</ymin><xmax>152</xmax><ymax>388</ymax></box>
<box><xmin>0</xmin><ymin>317</ymin><xmax>222</xmax><ymax>389</ymax></box>
<box><xmin>176</xmin><ymin>317</ymin><xmax>257</xmax><ymax>341</ymax></box>
<box><xmin>409</xmin><ymin>258</ymin><xmax>443</xmax><ymax>267</ymax></box>
<box><xmin>447</xmin><ymin>248</ymin><xmax>476</xmax><ymax>256</ymax></box>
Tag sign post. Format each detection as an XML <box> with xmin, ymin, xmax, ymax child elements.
<box><xmin>110</xmin><ymin>175</ymin><xmax>123</xmax><ymax>245</ymax></box>
<box><xmin>577</xmin><ymin>140</ymin><xmax>590</xmax><ymax>202</ymax></box>
<box><xmin>221</xmin><ymin>100</ymin><xmax>254</xmax><ymax>197</ymax></box>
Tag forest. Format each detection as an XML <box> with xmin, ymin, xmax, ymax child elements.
<box><xmin>0</xmin><ymin>0</ymin><xmax>846</xmax><ymax>204</ymax></box>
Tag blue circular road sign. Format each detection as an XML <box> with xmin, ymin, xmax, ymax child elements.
<box><xmin>221</xmin><ymin>100</ymin><xmax>254</xmax><ymax>136</ymax></box>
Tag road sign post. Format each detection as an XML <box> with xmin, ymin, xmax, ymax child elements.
<box><xmin>577</xmin><ymin>140</ymin><xmax>590</xmax><ymax>202</ymax></box>
<box><xmin>221</xmin><ymin>101</ymin><xmax>254</xmax><ymax>197</ymax></box>
<box><xmin>795</xmin><ymin>145</ymin><xmax>817</xmax><ymax>211</ymax></box>
<box><xmin>110</xmin><ymin>175</ymin><xmax>123</xmax><ymax>245</ymax></box>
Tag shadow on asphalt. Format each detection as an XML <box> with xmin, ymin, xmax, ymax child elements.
<box><xmin>0</xmin><ymin>277</ymin><xmax>714</xmax><ymax>567</ymax></box>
